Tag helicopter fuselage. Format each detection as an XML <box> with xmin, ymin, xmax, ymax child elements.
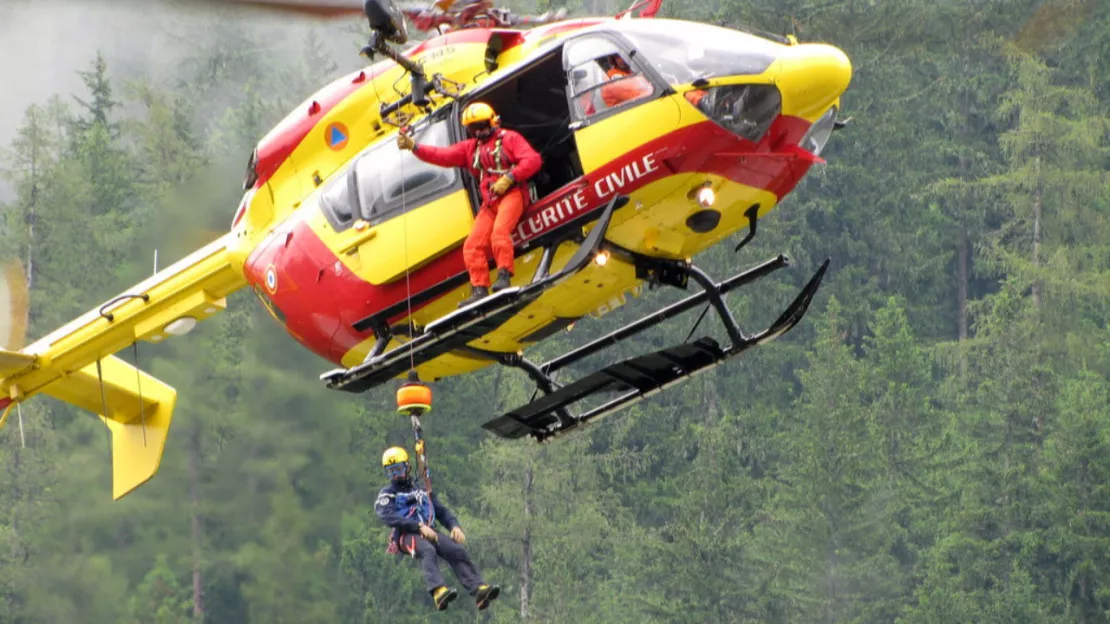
<box><xmin>227</xmin><ymin>17</ymin><xmax>851</xmax><ymax>383</ymax></box>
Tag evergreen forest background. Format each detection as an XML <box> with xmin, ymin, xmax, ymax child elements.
<box><xmin>2</xmin><ymin>0</ymin><xmax>1110</xmax><ymax>621</ymax></box>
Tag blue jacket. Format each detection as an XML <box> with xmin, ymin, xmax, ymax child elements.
<box><xmin>375</xmin><ymin>480</ymin><xmax>460</xmax><ymax>539</ymax></box>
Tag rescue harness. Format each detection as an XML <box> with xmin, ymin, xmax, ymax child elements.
<box><xmin>472</xmin><ymin>135</ymin><xmax>512</xmax><ymax>183</ymax></box>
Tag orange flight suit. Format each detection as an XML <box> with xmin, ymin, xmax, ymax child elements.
<box><xmin>412</xmin><ymin>128</ymin><xmax>542</xmax><ymax>287</ymax></box>
<box><xmin>600</xmin><ymin>67</ymin><xmax>653</xmax><ymax>108</ymax></box>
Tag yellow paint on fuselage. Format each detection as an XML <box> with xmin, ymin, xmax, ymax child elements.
<box><xmin>324</xmin><ymin>189</ymin><xmax>474</xmax><ymax>285</ymax></box>
<box><xmin>232</xmin><ymin>38</ymin><xmax>498</xmax><ymax>254</ymax></box>
<box><xmin>383</xmin><ymin>38</ymin><xmax>850</xmax><ymax>377</ymax></box>
<box><xmin>225</xmin><ymin>18</ymin><xmax>850</xmax><ymax>384</ymax></box>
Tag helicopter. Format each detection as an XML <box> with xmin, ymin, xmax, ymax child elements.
<box><xmin>0</xmin><ymin>0</ymin><xmax>851</xmax><ymax>500</ymax></box>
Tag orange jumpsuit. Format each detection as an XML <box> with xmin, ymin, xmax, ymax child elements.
<box><xmin>412</xmin><ymin>129</ymin><xmax>543</xmax><ymax>288</ymax></box>
<box><xmin>576</xmin><ymin>67</ymin><xmax>654</xmax><ymax>116</ymax></box>
<box><xmin>600</xmin><ymin>67</ymin><xmax>653</xmax><ymax>108</ymax></box>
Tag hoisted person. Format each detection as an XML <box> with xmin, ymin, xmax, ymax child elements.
<box><xmin>375</xmin><ymin>446</ymin><xmax>500</xmax><ymax>611</ymax></box>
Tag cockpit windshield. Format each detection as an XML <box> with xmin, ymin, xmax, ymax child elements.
<box><xmin>614</xmin><ymin>20</ymin><xmax>780</xmax><ymax>86</ymax></box>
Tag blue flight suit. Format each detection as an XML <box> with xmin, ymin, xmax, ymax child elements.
<box><xmin>375</xmin><ymin>479</ymin><xmax>485</xmax><ymax>594</ymax></box>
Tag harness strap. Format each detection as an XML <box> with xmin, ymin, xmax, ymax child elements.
<box><xmin>473</xmin><ymin>136</ymin><xmax>511</xmax><ymax>182</ymax></box>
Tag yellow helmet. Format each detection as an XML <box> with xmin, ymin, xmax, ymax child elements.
<box><xmin>461</xmin><ymin>101</ymin><xmax>499</xmax><ymax>128</ymax></box>
<box><xmin>382</xmin><ymin>446</ymin><xmax>409</xmax><ymax>467</ymax></box>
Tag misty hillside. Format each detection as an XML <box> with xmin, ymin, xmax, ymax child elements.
<box><xmin>2</xmin><ymin>0</ymin><xmax>1110</xmax><ymax>622</ymax></box>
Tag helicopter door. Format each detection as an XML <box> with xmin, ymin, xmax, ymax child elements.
<box><xmin>332</xmin><ymin>119</ymin><xmax>473</xmax><ymax>286</ymax></box>
<box><xmin>563</xmin><ymin>35</ymin><xmax>681</xmax><ymax>173</ymax></box>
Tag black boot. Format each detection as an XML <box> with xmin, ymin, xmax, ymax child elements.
<box><xmin>475</xmin><ymin>584</ymin><xmax>500</xmax><ymax>610</ymax></box>
<box><xmin>431</xmin><ymin>586</ymin><xmax>458</xmax><ymax>611</ymax></box>
<box><xmin>457</xmin><ymin>285</ymin><xmax>489</xmax><ymax>308</ymax></box>
<box><xmin>491</xmin><ymin>269</ymin><xmax>513</xmax><ymax>293</ymax></box>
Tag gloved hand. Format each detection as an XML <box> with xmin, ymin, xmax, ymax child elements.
<box><xmin>450</xmin><ymin>526</ymin><xmax>466</xmax><ymax>544</ymax></box>
<box><xmin>491</xmin><ymin>174</ymin><xmax>514</xmax><ymax>195</ymax></box>
<box><xmin>397</xmin><ymin>132</ymin><xmax>415</xmax><ymax>151</ymax></box>
<box><xmin>419</xmin><ymin>524</ymin><xmax>438</xmax><ymax>542</ymax></box>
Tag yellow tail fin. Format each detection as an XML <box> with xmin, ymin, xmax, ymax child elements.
<box><xmin>0</xmin><ymin>234</ymin><xmax>247</xmax><ymax>499</ymax></box>
<box><xmin>50</xmin><ymin>356</ymin><xmax>177</xmax><ymax>499</ymax></box>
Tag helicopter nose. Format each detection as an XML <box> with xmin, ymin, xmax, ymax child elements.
<box><xmin>775</xmin><ymin>44</ymin><xmax>852</xmax><ymax>121</ymax></box>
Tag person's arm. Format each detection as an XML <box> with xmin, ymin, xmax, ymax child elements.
<box><xmin>374</xmin><ymin>491</ymin><xmax>421</xmax><ymax>533</ymax></box>
<box><xmin>503</xmin><ymin>131</ymin><xmax>542</xmax><ymax>183</ymax></box>
<box><xmin>412</xmin><ymin>139</ymin><xmax>475</xmax><ymax>169</ymax></box>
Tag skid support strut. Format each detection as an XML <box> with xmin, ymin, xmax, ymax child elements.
<box><xmin>482</xmin><ymin>254</ymin><xmax>830</xmax><ymax>442</ymax></box>
<box><xmin>541</xmin><ymin>254</ymin><xmax>789</xmax><ymax>376</ymax></box>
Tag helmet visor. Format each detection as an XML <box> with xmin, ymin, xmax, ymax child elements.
<box><xmin>466</xmin><ymin>120</ymin><xmax>492</xmax><ymax>136</ymax></box>
<box><xmin>385</xmin><ymin>462</ymin><xmax>409</xmax><ymax>479</ymax></box>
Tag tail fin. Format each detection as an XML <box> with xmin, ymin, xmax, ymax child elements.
<box><xmin>0</xmin><ymin>233</ymin><xmax>247</xmax><ymax>499</ymax></box>
<box><xmin>45</xmin><ymin>355</ymin><xmax>177</xmax><ymax>499</ymax></box>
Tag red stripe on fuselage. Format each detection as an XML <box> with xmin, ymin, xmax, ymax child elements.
<box><xmin>252</xmin><ymin>29</ymin><xmax>501</xmax><ymax>189</ymax></box>
<box><xmin>243</xmin><ymin>214</ymin><xmax>467</xmax><ymax>363</ymax></box>
<box><xmin>253</xmin><ymin>61</ymin><xmax>393</xmax><ymax>187</ymax></box>
<box><xmin>246</xmin><ymin>115</ymin><xmax>818</xmax><ymax>365</ymax></box>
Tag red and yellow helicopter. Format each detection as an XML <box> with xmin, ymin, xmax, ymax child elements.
<box><xmin>0</xmin><ymin>0</ymin><xmax>851</xmax><ymax>499</ymax></box>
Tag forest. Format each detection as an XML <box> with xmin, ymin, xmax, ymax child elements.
<box><xmin>1</xmin><ymin>0</ymin><xmax>1109</xmax><ymax>622</ymax></box>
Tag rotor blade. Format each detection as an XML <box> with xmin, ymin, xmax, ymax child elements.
<box><xmin>190</xmin><ymin>0</ymin><xmax>367</xmax><ymax>18</ymax></box>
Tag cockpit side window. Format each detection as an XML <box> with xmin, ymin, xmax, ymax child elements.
<box><xmin>354</xmin><ymin>120</ymin><xmax>460</xmax><ymax>224</ymax></box>
<box><xmin>318</xmin><ymin>119</ymin><xmax>461</xmax><ymax>232</ymax></box>
<box><xmin>319</xmin><ymin>165</ymin><xmax>360</xmax><ymax>231</ymax></box>
<box><xmin>564</xmin><ymin>36</ymin><xmax>656</xmax><ymax>121</ymax></box>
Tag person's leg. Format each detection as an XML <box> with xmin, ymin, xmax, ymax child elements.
<box><xmin>489</xmin><ymin>188</ymin><xmax>525</xmax><ymax>291</ymax></box>
<box><xmin>410</xmin><ymin>537</ymin><xmax>447</xmax><ymax>592</ymax></box>
<box><xmin>411</xmin><ymin>536</ymin><xmax>459</xmax><ymax>610</ymax></box>
<box><xmin>464</xmin><ymin>207</ymin><xmax>496</xmax><ymax>288</ymax></box>
<box><xmin>434</xmin><ymin>531</ymin><xmax>500</xmax><ymax>609</ymax></box>
<box><xmin>432</xmin><ymin>531</ymin><xmax>484</xmax><ymax>594</ymax></box>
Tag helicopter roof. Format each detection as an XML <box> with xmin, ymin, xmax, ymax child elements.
<box><xmin>249</xmin><ymin>16</ymin><xmax>794</xmax><ymax>190</ymax></box>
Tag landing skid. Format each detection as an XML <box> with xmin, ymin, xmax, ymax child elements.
<box><xmin>319</xmin><ymin>195</ymin><xmax>627</xmax><ymax>393</ymax></box>
<box><xmin>481</xmin><ymin>253</ymin><xmax>830</xmax><ymax>442</ymax></box>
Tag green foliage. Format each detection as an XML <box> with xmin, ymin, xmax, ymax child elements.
<box><xmin>1</xmin><ymin>2</ymin><xmax>1109</xmax><ymax>622</ymax></box>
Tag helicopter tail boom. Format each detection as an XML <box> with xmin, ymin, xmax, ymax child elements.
<box><xmin>0</xmin><ymin>354</ymin><xmax>178</xmax><ymax>501</ymax></box>
<box><xmin>0</xmin><ymin>233</ymin><xmax>247</xmax><ymax>499</ymax></box>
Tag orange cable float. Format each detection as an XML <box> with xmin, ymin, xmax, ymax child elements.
<box><xmin>397</xmin><ymin>370</ymin><xmax>435</xmax><ymax>493</ymax></box>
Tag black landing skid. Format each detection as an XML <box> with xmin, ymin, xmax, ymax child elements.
<box><xmin>481</xmin><ymin>250</ymin><xmax>830</xmax><ymax>443</ymax></box>
<box><xmin>319</xmin><ymin>195</ymin><xmax>627</xmax><ymax>393</ymax></box>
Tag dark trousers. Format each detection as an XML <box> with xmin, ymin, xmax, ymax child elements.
<box><xmin>407</xmin><ymin>530</ymin><xmax>484</xmax><ymax>594</ymax></box>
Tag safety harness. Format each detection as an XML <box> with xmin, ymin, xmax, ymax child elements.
<box><xmin>472</xmin><ymin>135</ymin><xmax>512</xmax><ymax>182</ymax></box>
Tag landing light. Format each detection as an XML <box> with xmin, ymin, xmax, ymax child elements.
<box><xmin>595</xmin><ymin>250</ymin><xmax>610</xmax><ymax>266</ymax></box>
<box><xmin>164</xmin><ymin>316</ymin><xmax>198</xmax><ymax>337</ymax></box>
<box><xmin>696</xmin><ymin>186</ymin><xmax>716</xmax><ymax>208</ymax></box>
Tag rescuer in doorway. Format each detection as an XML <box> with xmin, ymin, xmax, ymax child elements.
<box><xmin>376</xmin><ymin>446</ymin><xmax>500</xmax><ymax>611</ymax></box>
<box><xmin>397</xmin><ymin>102</ymin><xmax>543</xmax><ymax>308</ymax></box>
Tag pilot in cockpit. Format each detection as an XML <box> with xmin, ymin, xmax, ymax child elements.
<box><xmin>596</xmin><ymin>54</ymin><xmax>653</xmax><ymax>108</ymax></box>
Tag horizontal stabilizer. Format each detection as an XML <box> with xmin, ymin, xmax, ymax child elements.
<box><xmin>42</xmin><ymin>355</ymin><xmax>177</xmax><ymax>499</ymax></box>
<box><xmin>0</xmin><ymin>233</ymin><xmax>246</xmax><ymax>499</ymax></box>
<box><xmin>0</xmin><ymin>348</ymin><xmax>35</xmax><ymax>377</ymax></box>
